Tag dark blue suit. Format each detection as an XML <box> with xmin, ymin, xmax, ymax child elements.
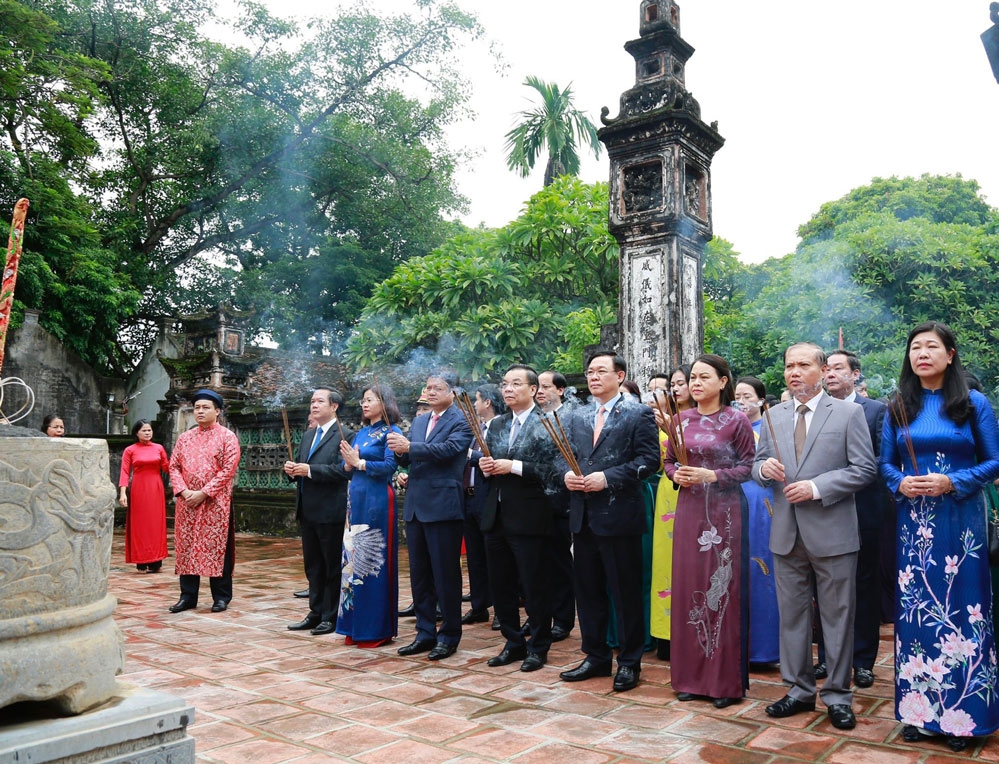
<box><xmin>560</xmin><ymin>396</ymin><xmax>660</xmax><ymax>669</ymax></box>
<box><xmin>398</xmin><ymin>405</ymin><xmax>473</xmax><ymax>645</ymax></box>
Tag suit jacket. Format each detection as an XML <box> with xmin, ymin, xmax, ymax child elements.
<box><xmin>479</xmin><ymin>408</ymin><xmax>559</xmax><ymax>536</ymax></box>
<box><xmin>559</xmin><ymin>397</ymin><xmax>660</xmax><ymax>537</ymax></box>
<box><xmin>398</xmin><ymin>405</ymin><xmax>473</xmax><ymax>523</ymax></box>
<box><xmin>853</xmin><ymin>395</ymin><xmax>889</xmax><ymax>531</ymax></box>
<box><xmin>752</xmin><ymin>393</ymin><xmax>877</xmax><ymax>557</ymax></box>
<box><xmin>292</xmin><ymin>422</ymin><xmax>352</xmax><ymax>525</ymax></box>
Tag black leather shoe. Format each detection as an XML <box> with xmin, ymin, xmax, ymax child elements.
<box><xmin>947</xmin><ymin>737</ymin><xmax>969</xmax><ymax>752</ymax></box>
<box><xmin>168</xmin><ymin>598</ymin><xmax>196</xmax><ymax>613</ymax></box>
<box><xmin>550</xmin><ymin>625</ymin><xmax>571</xmax><ymax>642</ymax></box>
<box><xmin>814</xmin><ymin>661</ymin><xmax>828</xmax><ymax>679</ymax></box>
<box><xmin>712</xmin><ymin>696</ymin><xmax>742</xmax><ymax>709</ymax></box>
<box><xmin>461</xmin><ymin>609</ymin><xmax>490</xmax><ymax>625</ymax></box>
<box><xmin>397</xmin><ymin>638</ymin><xmax>435</xmax><ymax>656</ymax></box>
<box><xmin>612</xmin><ymin>665</ymin><xmax>641</xmax><ymax>692</ymax></box>
<box><xmin>310</xmin><ymin>621</ymin><xmax>335</xmax><ymax>635</ymax></box>
<box><xmin>560</xmin><ymin>659</ymin><xmax>612</xmax><ymax>682</ymax></box>
<box><xmin>677</xmin><ymin>692</ymin><xmax>702</xmax><ymax>702</ymax></box>
<box><xmin>487</xmin><ymin>646</ymin><xmax>527</xmax><ymax>667</ymax></box>
<box><xmin>827</xmin><ymin>704</ymin><xmax>856</xmax><ymax>730</ymax></box>
<box><xmin>288</xmin><ymin>616</ymin><xmax>321</xmax><ymax>631</ymax></box>
<box><xmin>766</xmin><ymin>694</ymin><xmax>816</xmax><ymax>718</ymax></box>
<box><xmin>853</xmin><ymin>667</ymin><xmax>875</xmax><ymax>688</ymax></box>
<box><xmin>211</xmin><ymin>600</ymin><xmax>227</xmax><ymax>612</ymax></box>
<box><xmin>293</xmin><ymin>588</ymin><xmax>310</xmax><ymax>598</ymax></box>
<box><xmin>521</xmin><ymin>653</ymin><xmax>546</xmax><ymax>672</ymax></box>
<box><xmin>462</xmin><ymin>593</ymin><xmax>472</xmax><ymax>602</ymax></box>
<box><xmin>901</xmin><ymin>725</ymin><xmax>921</xmax><ymax>742</ymax></box>
<box><xmin>398</xmin><ymin>604</ymin><xmax>416</xmax><ymax>617</ymax></box>
<box><xmin>427</xmin><ymin>642</ymin><xmax>457</xmax><ymax>660</ymax></box>
<box><xmin>491</xmin><ymin>615</ymin><xmax>501</xmax><ymax>630</ymax></box>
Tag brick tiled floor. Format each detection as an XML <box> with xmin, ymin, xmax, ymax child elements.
<box><xmin>109</xmin><ymin>532</ymin><xmax>996</xmax><ymax>762</ymax></box>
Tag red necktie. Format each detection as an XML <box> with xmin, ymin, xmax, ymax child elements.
<box><xmin>593</xmin><ymin>406</ymin><xmax>606</xmax><ymax>445</ymax></box>
<box><xmin>427</xmin><ymin>412</ymin><xmax>440</xmax><ymax>436</ymax></box>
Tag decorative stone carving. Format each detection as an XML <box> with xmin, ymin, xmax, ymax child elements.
<box><xmin>0</xmin><ymin>431</ymin><xmax>124</xmax><ymax>714</ymax></box>
<box><xmin>622</xmin><ymin>161</ymin><xmax>665</xmax><ymax>215</ymax></box>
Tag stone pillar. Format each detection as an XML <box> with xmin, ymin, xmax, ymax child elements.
<box><xmin>598</xmin><ymin>1</ymin><xmax>724</xmax><ymax>381</ymax></box>
<box><xmin>0</xmin><ymin>430</ymin><xmax>124</xmax><ymax>714</ymax></box>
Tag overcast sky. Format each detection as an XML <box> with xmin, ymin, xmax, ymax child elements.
<box><xmin>245</xmin><ymin>1</ymin><xmax>999</xmax><ymax>264</ymax></box>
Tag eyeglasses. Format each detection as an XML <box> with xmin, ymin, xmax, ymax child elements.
<box><xmin>585</xmin><ymin>368</ymin><xmax>616</xmax><ymax>378</ymax></box>
<box><xmin>502</xmin><ymin>381</ymin><xmax>528</xmax><ymax>389</ymax></box>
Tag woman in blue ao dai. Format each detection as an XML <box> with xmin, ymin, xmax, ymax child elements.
<box><xmin>337</xmin><ymin>385</ymin><xmax>403</xmax><ymax>648</ymax></box>
<box><xmin>881</xmin><ymin>322</ymin><xmax>999</xmax><ymax>752</ymax></box>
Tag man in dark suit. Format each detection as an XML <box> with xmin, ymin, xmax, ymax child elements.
<box><xmin>461</xmin><ymin>383</ymin><xmax>505</xmax><ymax>625</ymax></box>
<box><xmin>283</xmin><ymin>388</ymin><xmax>352</xmax><ymax>635</ymax></box>
<box><xmin>388</xmin><ymin>371</ymin><xmax>473</xmax><ymax>660</ymax></box>
<box><xmin>536</xmin><ymin>370</ymin><xmax>576</xmax><ymax>641</ymax></box>
<box><xmin>479</xmin><ymin>364</ymin><xmax>559</xmax><ymax>672</ymax></box>
<box><xmin>816</xmin><ymin>349</ymin><xmax>888</xmax><ymax>688</ymax></box>
<box><xmin>558</xmin><ymin>350</ymin><xmax>660</xmax><ymax>692</ymax></box>
<box><xmin>752</xmin><ymin>342</ymin><xmax>877</xmax><ymax>730</ymax></box>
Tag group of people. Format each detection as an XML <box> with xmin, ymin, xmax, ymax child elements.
<box><xmin>109</xmin><ymin>319</ymin><xmax>999</xmax><ymax>752</ymax></box>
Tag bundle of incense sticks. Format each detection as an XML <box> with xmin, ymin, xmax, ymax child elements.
<box><xmin>540</xmin><ymin>410</ymin><xmax>581</xmax><ymax>475</ymax></box>
<box><xmin>890</xmin><ymin>395</ymin><xmax>919</xmax><ymax>475</ymax></box>
<box><xmin>455</xmin><ymin>390</ymin><xmax>490</xmax><ymax>457</ymax></box>
<box><xmin>652</xmin><ymin>390</ymin><xmax>688</xmax><ymax>466</ymax></box>
<box><xmin>281</xmin><ymin>406</ymin><xmax>294</xmax><ymax>461</ymax></box>
<box><xmin>761</xmin><ymin>402</ymin><xmax>784</xmax><ymax>465</ymax></box>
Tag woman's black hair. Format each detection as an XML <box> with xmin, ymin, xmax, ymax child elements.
<box><xmin>41</xmin><ymin>413</ymin><xmax>61</xmax><ymax>433</ymax></box>
<box><xmin>131</xmin><ymin>419</ymin><xmax>152</xmax><ymax>438</ymax></box>
<box><xmin>692</xmin><ymin>354</ymin><xmax>737</xmax><ymax>407</ymax></box>
<box><xmin>736</xmin><ymin>376</ymin><xmax>766</xmax><ymax>400</ymax></box>
<box><xmin>362</xmin><ymin>384</ymin><xmax>401</xmax><ymax>426</ymax></box>
<box><xmin>895</xmin><ymin>321</ymin><xmax>971</xmax><ymax>426</ymax></box>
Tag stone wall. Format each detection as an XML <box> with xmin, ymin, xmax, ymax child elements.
<box><xmin>3</xmin><ymin>310</ymin><xmax>124</xmax><ymax>435</ymax></box>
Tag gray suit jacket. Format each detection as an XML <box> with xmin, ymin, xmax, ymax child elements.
<box><xmin>752</xmin><ymin>393</ymin><xmax>877</xmax><ymax>557</ymax></box>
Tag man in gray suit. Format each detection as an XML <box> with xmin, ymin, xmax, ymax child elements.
<box><xmin>752</xmin><ymin>343</ymin><xmax>876</xmax><ymax>730</ymax></box>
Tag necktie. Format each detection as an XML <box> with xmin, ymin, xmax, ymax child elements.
<box><xmin>307</xmin><ymin>426</ymin><xmax>323</xmax><ymax>460</ymax></box>
<box><xmin>593</xmin><ymin>405</ymin><xmax>606</xmax><ymax>446</ymax></box>
<box><xmin>509</xmin><ymin>415</ymin><xmax>522</xmax><ymax>447</ymax></box>
<box><xmin>794</xmin><ymin>404</ymin><xmax>808</xmax><ymax>459</ymax></box>
<box><xmin>426</xmin><ymin>412</ymin><xmax>440</xmax><ymax>436</ymax></box>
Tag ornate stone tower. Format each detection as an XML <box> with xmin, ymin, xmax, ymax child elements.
<box><xmin>598</xmin><ymin>1</ymin><xmax>724</xmax><ymax>382</ymax></box>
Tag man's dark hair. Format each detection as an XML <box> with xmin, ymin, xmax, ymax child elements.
<box><xmin>506</xmin><ymin>363</ymin><xmax>539</xmax><ymax>387</ymax></box>
<box><xmin>541</xmin><ymin>370</ymin><xmax>568</xmax><ymax>391</ymax></box>
<box><xmin>475</xmin><ymin>383</ymin><xmax>507</xmax><ymax>415</ymax></box>
<box><xmin>315</xmin><ymin>387</ymin><xmax>343</xmax><ymax>407</ymax></box>
<box><xmin>428</xmin><ymin>370</ymin><xmax>460</xmax><ymax>390</ymax></box>
<box><xmin>827</xmin><ymin>349</ymin><xmax>861</xmax><ymax>373</ymax></box>
<box><xmin>586</xmin><ymin>348</ymin><xmax>627</xmax><ymax>373</ymax></box>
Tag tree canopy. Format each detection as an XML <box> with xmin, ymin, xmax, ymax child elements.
<box><xmin>2</xmin><ymin>0</ymin><xmax>480</xmax><ymax>373</ymax></box>
<box><xmin>704</xmin><ymin>174</ymin><xmax>999</xmax><ymax>397</ymax></box>
<box><xmin>346</xmin><ymin>177</ymin><xmax>617</xmax><ymax>378</ymax></box>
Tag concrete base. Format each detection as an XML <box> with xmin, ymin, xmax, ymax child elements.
<box><xmin>0</xmin><ymin>684</ymin><xmax>195</xmax><ymax>764</ymax></box>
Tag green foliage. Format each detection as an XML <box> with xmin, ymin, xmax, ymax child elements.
<box><xmin>2</xmin><ymin>0</ymin><xmax>480</xmax><ymax>372</ymax></box>
<box><xmin>708</xmin><ymin>175</ymin><xmax>999</xmax><ymax>398</ymax></box>
<box><xmin>504</xmin><ymin>76</ymin><xmax>602</xmax><ymax>187</ymax></box>
<box><xmin>346</xmin><ymin>178</ymin><xmax>618</xmax><ymax>378</ymax></box>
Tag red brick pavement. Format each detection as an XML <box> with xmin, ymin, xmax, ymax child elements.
<box><xmin>109</xmin><ymin>532</ymin><xmax>998</xmax><ymax>762</ymax></box>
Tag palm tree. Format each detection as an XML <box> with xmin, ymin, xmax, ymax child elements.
<box><xmin>504</xmin><ymin>76</ymin><xmax>602</xmax><ymax>187</ymax></box>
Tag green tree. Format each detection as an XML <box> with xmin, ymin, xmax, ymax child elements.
<box><xmin>3</xmin><ymin>0</ymin><xmax>481</xmax><ymax>371</ymax></box>
<box><xmin>504</xmin><ymin>76</ymin><xmax>601</xmax><ymax>187</ymax></box>
<box><xmin>710</xmin><ymin>175</ymin><xmax>999</xmax><ymax>397</ymax></box>
<box><xmin>346</xmin><ymin>178</ymin><xmax>618</xmax><ymax>378</ymax></box>
<box><xmin>0</xmin><ymin>0</ymin><xmax>140</xmax><ymax>372</ymax></box>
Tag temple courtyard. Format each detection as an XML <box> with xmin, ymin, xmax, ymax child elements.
<box><xmin>102</xmin><ymin>531</ymin><xmax>997</xmax><ymax>762</ymax></box>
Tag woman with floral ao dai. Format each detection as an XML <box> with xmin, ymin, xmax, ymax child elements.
<box><xmin>664</xmin><ymin>355</ymin><xmax>756</xmax><ymax>708</ymax></box>
<box><xmin>337</xmin><ymin>385</ymin><xmax>403</xmax><ymax>647</ymax></box>
<box><xmin>882</xmin><ymin>322</ymin><xmax>999</xmax><ymax>751</ymax></box>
